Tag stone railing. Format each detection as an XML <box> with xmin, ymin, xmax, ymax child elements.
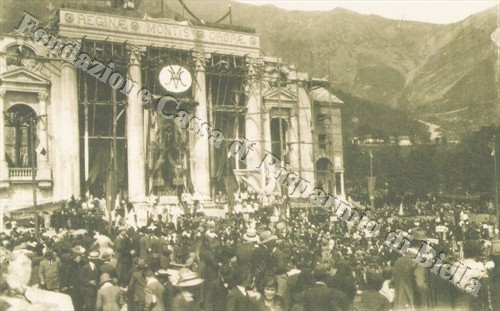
<box><xmin>9</xmin><ymin>168</ymin><xmax>36</xmax><ymax>181</ymax></box>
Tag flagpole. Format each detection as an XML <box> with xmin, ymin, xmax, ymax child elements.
<box><xmin>31</xmin><ymin>115</ymin><xmax>39</xmax><ymax>240</ymax></box>
<box><xmin>492</xmin><ymin>135</ymin><xmax>499</xmax><ymax>226</ymax></box>
<box><xmin>370</xmin><ymin>150</ymin><xmax>373</xmax><ymax>177</ymax></box>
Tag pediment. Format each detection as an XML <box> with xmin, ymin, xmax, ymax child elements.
<box><xmin>263</xmin><ymin>88</ymin><xmax>297</xmax><ymax>103</ymax></box>
<box><xmin>0</xmin><ymin>67</ymin><xmax>50</xmax><ymax>87</ymax></box>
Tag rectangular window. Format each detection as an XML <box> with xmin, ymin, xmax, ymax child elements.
<box><xmin>319</xmin><ymin>134</ymin><xmax>327</xmax><ymax>150</ymax></box>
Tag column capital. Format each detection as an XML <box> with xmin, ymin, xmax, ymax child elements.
<box><xmin>38</xmin><ymin>91</ymin><xmax>49</xmax><ymax>102</ymax></box>
<box><xmin>0</xmin><ymin>89</ymin><xmax>5</xmax><ymax>98</ymax></box>
<box><xmin>246</xmin><ymin>57</ymin><xmax>264</xmax><ymax>78</ymax></box>
<box><xmin>126</xmin><ymin>45</ymin><xmax>146</xmax><ymax>65</ymax></box>
<box><xmin>61</xmin><ymin>61</ymin><xmax>76</xmax><ymax>70</ymax></box>
<box><xmin>192</xmin><ymin>51</ymin><xmax>210</xmax><ymax>71</ymax></box>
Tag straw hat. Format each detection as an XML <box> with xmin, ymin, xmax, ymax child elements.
<box><xmin>100</xmin><ymin>249</ymin><xmax>113</xmax><ymax>261</ymax></box>
<box><xmin>259</xmin><ymin>231</ymin><xmax>277</xmax><ymax>244</ymax></box>
<box><xmin>176</xmin><ymin>269</ymin><xmax>204</xmax><ymax>287</ymax></box>
<box><xmin>243</xmin><ymin>228</ymin><xmax>259</xmax><ymax>243</ymax></box>
<box><xmin>72</xmin><ymin>246</ymin><xmax>86</xmax><ymax>255</ymax></box>
<box><xmin>88</xmin><ymin>251</ymin><xmax>100</xmax><ymax>260</ymax></box>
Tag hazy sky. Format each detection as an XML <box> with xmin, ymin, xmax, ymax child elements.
<box><xmin>236</xmin><ymin>1</ymin><xmax>499</xmax><ymax>24</ymax></box>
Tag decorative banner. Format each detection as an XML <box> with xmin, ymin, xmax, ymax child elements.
<box><xmin>159</xmin><ymin>65</ymin><xmax>192</xmax><ymax>93</ymax></box>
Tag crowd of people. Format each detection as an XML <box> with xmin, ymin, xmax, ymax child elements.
<box><xmin>1</xmin><ymin>192</ymin><xmax>500</xmax><ymax>311</ymax></box>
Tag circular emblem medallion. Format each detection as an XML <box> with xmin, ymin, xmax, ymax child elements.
<box><xmin>159</xmin><ymin>65</ymin><xmax>192</xmax><ymax>94</ymax></box>
<box><xmin>65</xmin><ymin>13</ymin><xmax>74</xmax><ymax>23</ymax></box>
<box><xmin>131</xmin><ymin>22</ymin><xmax>139</xmax><ymax>31</ymax></box>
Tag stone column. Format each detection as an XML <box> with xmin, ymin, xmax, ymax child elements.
<box><xmin>37</xmin><ymin>91</ymin><xmax>51</xmax><ymax>182</ymax></box>
<box><xmin>60</xmin><ymin>63</ymin><xmax>80</xmax><ymax>197</ymax></box>
<box><xmin>289</xmin><ymin>103</ymin><xmax>300</xmax><ymax>173</ymax></box>
<box><xmin>296</xmin><ymin>81</ymin><xmax>315</xmax><ymax>186</ymax></box>
<box><xmin>126</xmin><ymin>46</ymin><xmax>146</xmax><ymax>205</ymax></box>
<box><xmin>191</xmin><ymin>51</ymin><xmax>211</xmax><ymax>200</ymax></box>
<box><xmin>244</xmin><ymin>58</ymin><xmax>264</xmax><ymax>170</ymax></box>
<box><xmin>0</xmin><ymin>89</ymin><xmax>8</xmax><ymax>188</ymax></box>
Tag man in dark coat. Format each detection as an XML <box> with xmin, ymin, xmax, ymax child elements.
<box><xmin>296</xmin><ymin>264</ymin><xmax>350</xmax><ymax>311</ymax></box>
<box><xmin>128</xmin><ymin>258</ymin><xmax>147</xmax><ymax>311</ymax></box>
<box><xmin>205</xmin><ymin>264</ymin><xmax>232</xmax><ymax>311</ymax></box>
<box><xmin>226</xmin><ymin>267</ymin><xmax>259</xmax><ymax>311</ymax></box>
<box><xmin>79</xmin><ymin>251</ymin><xmax>101</xmax><ymax>311</ymax></box>
<box><xmin>140</xmin><ymin>228</ymin><xmax>152</xmax><ymax>260</ymax></box>
<box><xmin>236</xmin><ymin>228</ymin><xmax>259</xmax><ymax>270</ymax></box>
<box><xmin>251</xmin><ymin>231</ymin><xmax>277</xmax><ymax>291</ymax></box>
<box><xmin>116</xmin><ymin>227</ymin><xmax>135</xmax><ymax>286</ymax></box>
<box><xmin>392</xmin><ymin>228</ymin><xmax>430</xmax><ymax>311</ymax></box>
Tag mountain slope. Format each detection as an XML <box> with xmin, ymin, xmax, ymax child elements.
<box><xmin>1</xmin><ymin>0</ymin><xmax>498</xmax><ymax>138</ymax></box>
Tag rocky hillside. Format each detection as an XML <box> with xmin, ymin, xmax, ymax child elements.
<box><xmin>1</xmin><ymin>0</ymin><xmax>498</xmax><ymax>139</ymax></box>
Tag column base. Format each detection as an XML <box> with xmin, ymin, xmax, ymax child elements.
<box><xmin>132</xmin><ymin>201</ymin><xmax>149</xmax><ymax>228</ymax></box>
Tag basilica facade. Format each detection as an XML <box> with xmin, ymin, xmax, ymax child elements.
<box><xmin>0</xmin><ymin>7</ymin><xmax>345</xmax><ymax>212</ymax></box>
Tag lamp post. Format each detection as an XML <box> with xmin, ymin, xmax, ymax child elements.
<box><xmin>30</xmin><ymin>114</ymin><xmax>39</xmax><ymax>240</ymax></box>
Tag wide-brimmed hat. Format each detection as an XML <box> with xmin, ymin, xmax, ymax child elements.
<box><xmin>243</xmin><ymin>228</ymin><xmax>259</xmax><ymax>243</ymax></box>
<box><xmin>410</xmin><ymin>227</ymin><xmax>427</xmax><ymax>241</ymax></box>
<box><xmin>259</xmin><ymin>231</ymin><xmax>277</xmax><ymax>244</ymax></box>
<box><xmin>100</xmin><ymin>273</ymin><xmax>112</xmax><ymax>285</ymax></box>
<box><xmin>88</xmin><ymin>251</ymin><xmax>100</xmax><ymax>260</ymax></box>
<box><xmin>100</xmin><ymin>249</ymin><xmax>113</xmax><ymax>261</ymax></box>
<box><xmin>176</xmin><ymin>269</ymin><xmax>204</xmax><ymax>287</ymax></box>
<box><xmin>135</xmin><ymin>258</ymin><xmax>147</xmax><ymax>269</ymax></box>
<box><xmin>72</xmin><ymin>246</ymin><xmax>86</xmax><ymax>255</ymax></box>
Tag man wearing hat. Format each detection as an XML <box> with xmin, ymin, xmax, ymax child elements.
<box><xmin>155</xmin><ymin>269</ymin><xmax>174</xmax><ymax>309</ymax></box>
<box><xmin>392</xmin><ymin>227</ymin><xmax>431</xmax><ymax>311</ymax></box>
<box><xmin>115</xmin><ymin>227</ymin><xmax>135</xmax><ymax>286</ymax></box>
<box><xmin>79</xmin><ymin>251</ymin><xmax>101</xmax><ymax>311</ymax></box>
<box><xmin>128</xmin><ymin>258</ymin><xmax>147</xmax><ymax>311</ymax></box>
<box><xmin>38</xmin><ymin>249</ymin><xmax>61</xmax><ymax>292</ymax></box>
<box><xmin>63</xmin><ymin>246</ymin><xmax>85</xmax><ymax>309</ymax></box>
<box><xmin>95</xmin><ymin>273</ymin><xmax>123</xmax><ymax>311</ymax></box>
<box><xmin>172</xmin><ymin>268</ymin><xmax>204</xmax><ymax>311</ymax></box>
<box><xmin>99</xmin><ymin>249</ymin><xmax>118</xmax><ymax>282</ymax></box>
<box><xmin>251</xmin><ymin>231</ymin><xmax>279</xmax><ymax>292</ymax></box>
<box><xmin>237</xmin><ymin>228</ymin><xmax>259</xmax><ymax>270</ymax></box>
<box><xmin>144</xmin><ymin>269</ymin><xmax>167</xmax><ymax>311</ymax></box>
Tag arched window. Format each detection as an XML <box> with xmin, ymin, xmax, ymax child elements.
<box><xmin>4</xmin><ymin>104</ymin><xmax>37</xmax><ymax>168</ymax></box>
<box><xmin>5</xmin><ymin>44</ymin><xmax>39</xmax><ymax>71</ymax></box>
